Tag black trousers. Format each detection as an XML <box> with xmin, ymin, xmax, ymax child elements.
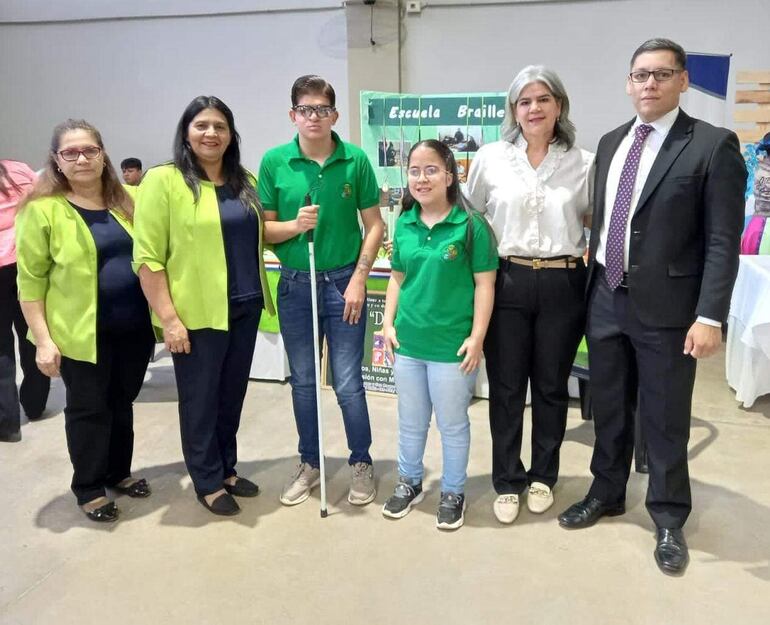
<box><xmin>172</xmin><ymin>299</ymin><xmax>262</xmax><ymax>497</ymax></box>
<box><xmin>586</xmin><ymin>267</ymin><xmax>696</xmax><ymax>529</ymax></box>
<box><xmin>484</xmin><ymin>259</ymin><xmax>586</xmax><ymax>494</ymax></box>
<box><xmin>60</xmin><ymin>326</ymin><xmax>154</xmax><ymax>505</ymax></box>
<box><xmin>0</xmin><ymin>264</ymin><xmax>50</xmax><ymax>438</ymax></box>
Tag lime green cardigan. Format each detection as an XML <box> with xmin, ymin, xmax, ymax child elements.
<box><xmin>131</xmin><ymin>164</ymin><xmax>275</xmax><ymax>331</ymax></box>
<box><xmin>15</xmin><ymin>196</ymin><xmax>135</xmax><ymax>363</ymax></box>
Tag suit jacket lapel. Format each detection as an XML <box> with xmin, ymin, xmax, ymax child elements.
<box><xmin>633</xmin><ymin>110</ymin><xmax>693</xmax><ymax>215</ymax></box>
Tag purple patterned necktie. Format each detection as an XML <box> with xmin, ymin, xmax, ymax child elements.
<box><xmin>605</xmin><ymin>123</ymin><xmax>654</xmax><ymax>290</ymax></box>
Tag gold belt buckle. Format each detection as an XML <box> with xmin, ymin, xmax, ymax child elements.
<box><xmin>532</xmin><ymin>258</ymin><xmax>543</xmax><ymax>270</ymax></box>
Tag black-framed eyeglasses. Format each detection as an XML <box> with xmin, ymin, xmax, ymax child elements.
<box><xmin>292</xmin><ymin>104</ymin><xmax>336</xmax><ymax>119</ymax></box>
<box><xmin>57</xmin><ymin>146</ymin><xmax>102</xmax><ymax>161</ymax></box>
<box><xmin>629</xmin><ymin>68</ymin><xmax>683</xmax><ymax>83</ymax></box>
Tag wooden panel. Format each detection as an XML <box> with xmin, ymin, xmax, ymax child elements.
<box><xmin>736</xmin><ymin>70</ymin><xmax>770</xmax><ymax>84</ymax></box>
<box><xmin>737</xmin><ymin>128</ymin><xmax>767</xmax><ymax>143</ymax></box>
<box><xmin>734</xmin><ymin>108</ymin><xmax>770</xmax><ymax>123</ymax></box>
<box><xmin>735</xmin><ymin>90</ymin><xmax>770</xmax><ymax>104</ymax></box>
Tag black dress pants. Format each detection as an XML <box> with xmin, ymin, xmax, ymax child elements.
<box><xmin>172</xmin><ymin>299</ymin><xmax>262</xmax><ymax>497</ymax></box>
<box><xmin>586</xmin><ymin>268</ymin><xmax>696</xmax><ymax>529</ymax></box>
<box><xmin>0</xmin><ymin>264</ymin><xmax>50</xmax><ymax>439</ymax></box>
<box><xmin>484</xmin><ymin>259</ymin><xmax>586</xmax><ymax>494</ymax></box>
<box><xmin>60</xmin><ymin>326</ymin><xmax>154</xmax><ymax>505</ymax></box>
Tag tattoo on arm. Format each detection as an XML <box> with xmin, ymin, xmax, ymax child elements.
<box><xmin>356</xmin><ymin>254</ymin><xmax>372</xmax><ymax>276</ymax></box>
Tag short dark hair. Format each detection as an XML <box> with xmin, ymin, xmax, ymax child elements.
<box><xmin>291</xmin><ymin>75</ymin><xmax>336</xmax><ymax>107</ymax></box>
<box><xmin>631</xmin><ymin>38</ymin><xmax>687</xmax><ymax>70</ymax></box>
<box><xmin>121</xmin><ymin>157</ymin><xmax>142</xmax><ymax>170</ymax></box>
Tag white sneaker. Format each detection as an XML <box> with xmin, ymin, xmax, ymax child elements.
<box><xmin>527</xmin><ymin>482</ymin><xmax>554</xmax><ymax>514</ymax></box>
<box><xmin>348</xmin><ymin>462</ymin><xmax>376</xmax><ymax>505</ymax></box>
<box><xmin>493</xmin><ymin>494</ymin><xmax>519</xmax><ymax>524</ymax></box>
<box><xmin>280</xmin><ymin>463</ymin><xmax>321</xmax><ymax>506</ymax></box>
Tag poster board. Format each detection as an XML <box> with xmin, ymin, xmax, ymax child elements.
<box><xmin>322</xmin><ymin>290</ymin><xmax>395</xmax><ymax>396</ymax></box>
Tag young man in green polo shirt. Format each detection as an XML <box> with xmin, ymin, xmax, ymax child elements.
<box><xmin>260</xmin><ymin>75</ymin><xmax>384</xmax><ymax>507</ymax></box>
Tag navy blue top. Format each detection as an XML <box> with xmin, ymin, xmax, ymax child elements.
<box><xmin>216</xmin><ymin>185</ymin><xmax>262</xmax><ymax>303</ymax></box>
<box><xmin>71</xmin><ymin>204</ymin><xmax>149</xmax><ymax>332</ymax></box>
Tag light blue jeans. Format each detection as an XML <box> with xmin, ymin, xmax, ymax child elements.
<box><xmin>393</xmin><ymin>354</ymin><xmax>477</xmax><ymax>494</ymax></box>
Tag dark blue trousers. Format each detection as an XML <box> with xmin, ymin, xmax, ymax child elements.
<box><xmin>586</xmin><ymin>267</ymin><xmax>696</xmax><ymax>529</ymax></box>
<box><xmin>172</xmin><ymin>299</ymin><xmax>262</xmax><ymax>496</ymax></box>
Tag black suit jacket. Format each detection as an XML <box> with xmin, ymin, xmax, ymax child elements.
<box><xmin>587</xmin><ymin>110</ymin><xmax>747</xmax><ymax>328</ymax></box>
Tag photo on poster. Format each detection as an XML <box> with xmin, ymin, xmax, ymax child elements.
<box><xmin>378</xmin><ymin>140</ymin><xmax>411</xmax><ymax>167</ymax></box>
<box><xmin>438</xmin><ymin>126</ymin><xmax>484</xmax><ymax>153</ymax></box>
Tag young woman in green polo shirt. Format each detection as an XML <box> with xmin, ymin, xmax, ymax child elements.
<box><xmin>381</xmin><ymin>140</ymin><xmax>498</xmax><ymax>530</ymax></box>
<box><xmin>133</xmin><ymin>96</ymin><xmax>274</xmax><ymax>517</ymax></box>
<box><xmin>16</xmin><ymin>120</ymin><xmax>154</xmax><ymax>523</ymax></box>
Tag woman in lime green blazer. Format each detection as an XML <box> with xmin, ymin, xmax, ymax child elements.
<box><xmin>16</xmin><ymin>119</ymin><xmax>154</xmax><ymax>523</ymax></box>
<box><xmin>133</xmin><ymin>96</ymin><xmax>274</xmax><ymax>516</ymax></box>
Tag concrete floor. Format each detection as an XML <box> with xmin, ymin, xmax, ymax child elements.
<box><xmin>1</xmin><ymin>345</ymin><xmax>769</xmax><ymax>625</ymax></box>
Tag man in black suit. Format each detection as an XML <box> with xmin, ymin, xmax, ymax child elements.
<box><xmin>558</xmin><ymin>38</ymin><xmax>746</xmax><ymax>575</ymax></box>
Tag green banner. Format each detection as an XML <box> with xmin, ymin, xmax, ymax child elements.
<box><xmin>360</xmin><ymin>90</ymin><xmax>506</xmax><ymax>207</ymax></box>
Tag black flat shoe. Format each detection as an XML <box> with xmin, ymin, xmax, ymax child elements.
<box><xmin>83</xmin><ymin>501</ymin><xmax>119</xmax><ymax>523</ymax></box>
<box><xmin>223</xmin><ymin>477</ymin><xmax>259</xmax><ymax>498</ymax></box>
<box><xmin>654</xmin><ymin>528</ymin><xmax>689</xmax><ymax>575</ymax></box>
<box><xmin>112</xmin><ymin>478</ymin><xmax>151</xmax><ymax>498</ymax></box>
<box><xmin>197</xmin><ymin>492</ymin><xmax>241</xmax><ymax>516</ymax></box>
<box><xmin>558</xmin><ymin>495</ymin><xmax>625</xmax><ymax>529</ymax></box>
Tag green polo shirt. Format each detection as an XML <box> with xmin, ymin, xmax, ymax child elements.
<box><xmin>258</xmin><ymin>132</ymin><xmax>380</xmax><ymax>271</ymax></box>
<box><xmin>391</xmin><ymin>204</ymin><xmax>498</xmax><ymax>363</ymax></box>
<box><xmin>16</xmin><ymin>196</ymin><xmax>134</xmax><ymax>363</ymax></box>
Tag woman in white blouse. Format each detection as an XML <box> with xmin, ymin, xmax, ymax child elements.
<box><xmin>466</xmin><ymin>65</ymin><xmax>594</xmax><ymax>525</ymax></box>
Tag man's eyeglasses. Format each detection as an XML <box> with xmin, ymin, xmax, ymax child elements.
<box><xmin>57</xmin><ymin>147</ymin><xmax>102</xmax><ymax>161</ymax></box>
<box><xmin>407</xmin><ymin>166</ymin><xmax>449</xmax><ymax>179</ymax></box>
<box><xmin>293</xmin><ymin>105</ymin><xmax>336</xmax><ymax>119</ymax></box>
<box><xmin>629</xmin><ymin>68</ymin><xmax>683</xmax><ymax>83</ymax></box>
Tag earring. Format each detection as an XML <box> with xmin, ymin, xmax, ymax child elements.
<box><xmin>57</xmin><ymin>167</ymin><xmax>62</xmax><ymax>173</ymax></box>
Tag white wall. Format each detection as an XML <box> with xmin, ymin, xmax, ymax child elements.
<box><xmin>0</xmin><ymin>5</ymin><xmax>348</xmax><ymax>171</ymax></box>
<box><xmin>400</xmin><ymin>0</ymin><xmax>768</xmax><ymax>151</ymax></box>
<box><xmin>1</xmin><ymin>0</ymin><xmax>767</xmax><ymax>168</ymax></box>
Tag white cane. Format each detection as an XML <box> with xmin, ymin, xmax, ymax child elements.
<box><xmin>305</xmin><ymin>193</ymin><xmax>328</xmax><ymax>518</ymax></box>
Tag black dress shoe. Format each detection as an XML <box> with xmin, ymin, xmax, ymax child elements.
<box><xmin>558</xmin><ymin>495</ymin><xmax>625</xmax><ymax>529</ymax></box>
<box><xmin>197</xmin><ymin>492</ymin><xmax>241</xmax><ymax>516</ymax></box>
<box><xmin>83</xmin><ymin>501</ymin><xmax>119</xmax><ymax>523</ymax></box>
<box><xmin>654</xmin><ymin>528</ymin><xmax>689</xmax><ymax>575</ymax></box>
<box><xmin>223</xmin><ymin>477</ymin><xmax>259</xmax><ymax>498</ymax></box>
<box><xmin>112</xmin><ymin>478</ymin><xmax>151</xmax><ymax>498</ymax></box>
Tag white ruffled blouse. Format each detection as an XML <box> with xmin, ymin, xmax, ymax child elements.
<box><xmin>465</xmin><ymin>136</ymin><xmax>595</xmax><ymax>258</ymax></box>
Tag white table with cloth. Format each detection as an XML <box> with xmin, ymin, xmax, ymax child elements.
<box><xmin>726</xmin><ymin>255</ymin><xmax>770</xmax><ymax>408</ymax></box>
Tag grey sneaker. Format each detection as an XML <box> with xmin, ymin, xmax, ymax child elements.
<box><xmin>348</xmin><ymin>462</ymin><xmax>376</xmax><ymax>505</ymax></box>
<box><xmin>280</xmin><ymin>462</ymin><xmax>320</xmax><ymax>506</ymax></box>
<box><xmin>436</xmin><ymin>492</ymin><xmax>466</xmax><ymax>530</ymax></box>
<box><xmin>382</xmin><ymin>478</ymin><xmax>424</xmax><ymax>518</ymax></box>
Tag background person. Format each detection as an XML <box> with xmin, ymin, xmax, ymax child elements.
<box><xmin>120</xmin><ymin>157</ymin><xmax>143</xmax><ymax>186</ymax></box>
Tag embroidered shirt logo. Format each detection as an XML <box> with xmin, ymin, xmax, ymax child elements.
<box><xmin>442</xmin><ymin>243</ymin><xmax>459</xmax><ymax>261</ymax></box>
<box><xmin>341</xmin><ymin>183</ymin><xmax>353</xmax><ymax>199</ymax></box>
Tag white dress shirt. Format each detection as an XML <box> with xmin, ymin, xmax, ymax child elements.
<box><xmin>465</xmin><ymin>136</ymin><xmax>595</xmax><ymax>258</ymax></box>
<box><xmin>595</xmin><ymin>107</ymin><xmax>719</xmax><ymax>327</ymax></box>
